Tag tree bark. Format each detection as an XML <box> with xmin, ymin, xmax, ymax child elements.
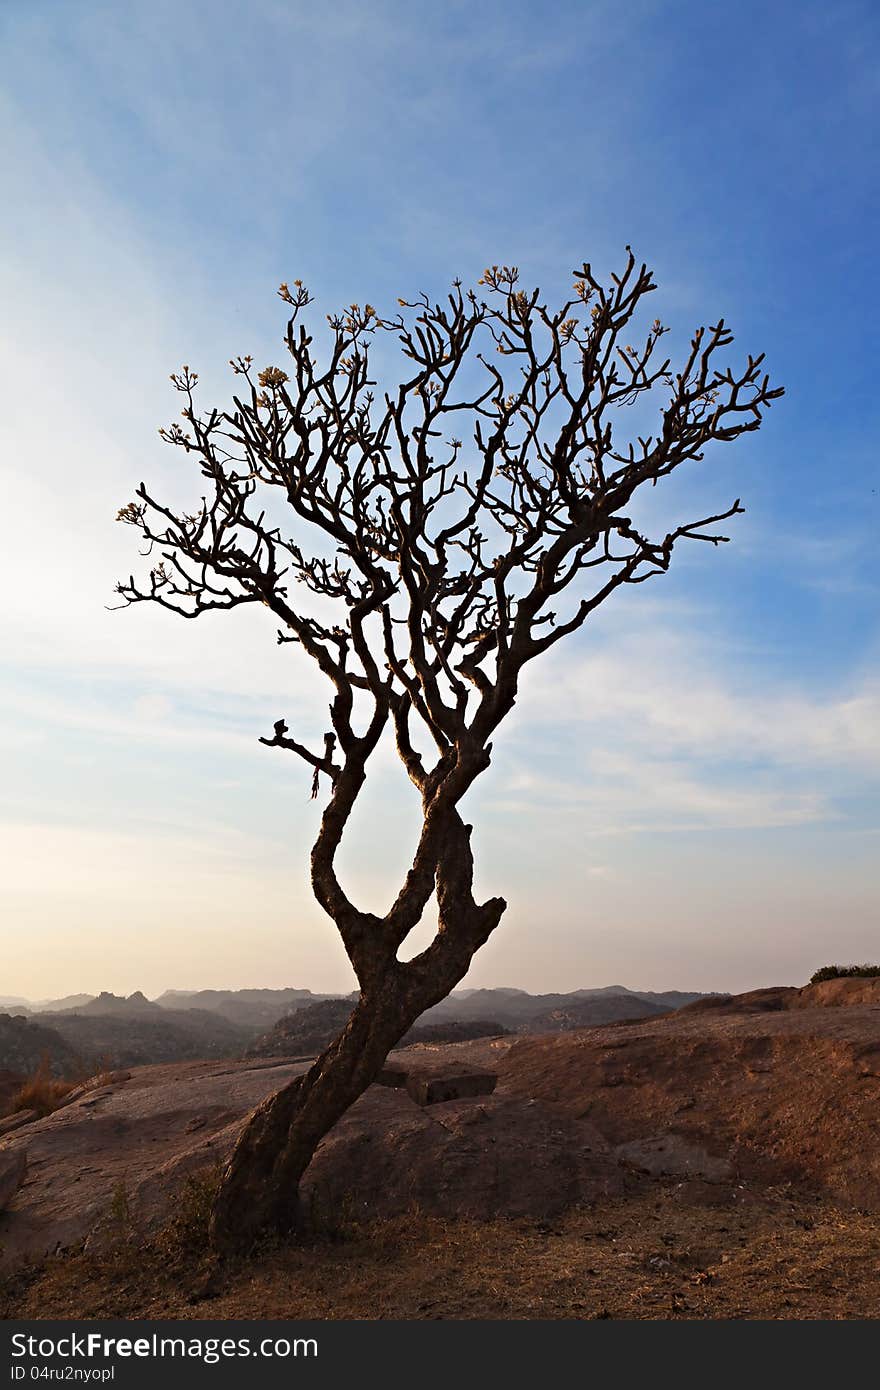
<box><xmin>210</xmin><ymin>797</ymin><xmax>506</xmax><ymax>1250</ymax></box>
<box><xmin>208</xmin><ymin>987</ymin><xmax>406</xmax><ymax>1247</ymax></box>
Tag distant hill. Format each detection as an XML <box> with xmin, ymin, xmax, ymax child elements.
<box><xmin>399</xmin><ymin>1019</ymin><xmax>511</xmax><ymax>1048</ymax></box>
<box><xmin>244</xmin><ymin>987</ymin><xmax>698</xmax><ymax>1059</ymax></box>
<box><xmin>2</xmin><ymin>983</ymin><xmax>718</xmax><ymax>1069</ymax></box>
<box><xmin>27</xmin><ymin>994</ymin><xmax>96</xmax><ymax>1014</ymax></box>
<box><xmin>525</xmin><ymin>995</ymin><xmax>668</xmax><ymax>1032</ymax></box>
<box><xmin>624</xmin><ymin>989</ymin><xmax>716</xmax><ymax>1011</ymax></box>
<box><xmin>153</xmin><ymin>988</ymin><xmax>342</xmax><ymax>1031</ymax></box>
<box><xmin>68</xmin><ymin>991</ymin><xmax>162</xmax><ymax>1016</ymax></box>
<box><xmin>454</xmin><ymin>986</ymin><xmax>529</xmax><ymax>999</ymax></box>
<box><xmin>38</xmin><ymin>1008</ymin><xmax>252</xmax><ymax>1070</ymax></box>
<box><xmin>246</xmin><ymin>999</ymin><xmax>355</xmax><ymax>1058</ymax></box>
<box><xmin>0</xmin><ymin>1012</ymin><xmax>80</xmax><ymax>1079</ymax></box>
<box><xmin>420</xmin><ymin>986</ymin><xmax>712</xmax><ymax>1030</ymax></box>
<box><xmin>246</xmin><ymin>1000</ymin><xmax>510</xmax><ymax>1060</ymax></box>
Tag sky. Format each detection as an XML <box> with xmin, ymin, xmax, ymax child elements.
<box><xmin>0</xmin><ymin>0</ymin><xmax>878</xmax><ymax>1000</ymax></box>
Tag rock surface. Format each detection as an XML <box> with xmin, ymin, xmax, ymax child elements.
<box><xmin>0</xmin><ymin>1111</ymin><xmax>37</xmax><ymax>1136</ymax></box>
<box><xmin>0</xmin><ymin>1059</ymin><xmax>306</xmax><ymax>1266</ymax></box>
<box><xmin>502</xmin><ymin>994</ymin><xmax>880</xmax><ymax>1206</ymax></box>
<box><xmin>0</xmin><ymin>1149</ymin><xmax>27</xmax><ymax>1212</ymax></box>
<box><xmin>404</xmin><ymin>1070</ymin><xmax>497</xmax><ymax>1106</ymax></box>
<box><xmin>377</xmin><ymin>1060</ymin><xmax>498</xmax><ymax>1104</ymax></box>
<box><xmin>1</xmin><ymin>986</ymin><xmax>879</xmax><ymax>1268</ymax></box>
<box><xmin>0</xmin><ymin>1040</ymin><xmax>610</xmax><ymax>1264</ymax></box>
<box><xmin>304</xmin><ymin>1087</ymin><xmax>623</xmax><ymax>1223</ymax></box>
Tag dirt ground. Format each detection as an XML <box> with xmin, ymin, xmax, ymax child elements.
<box><xmin>3</xmin><ymin>1178</ymin><xmax>880</xmax><ymax>1320</ymax></box>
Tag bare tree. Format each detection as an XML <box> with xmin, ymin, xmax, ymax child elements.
<box><xmin>115</xmin><ymin>250</ymin><xmax>782</xmax><ymax>1246</ymax></box>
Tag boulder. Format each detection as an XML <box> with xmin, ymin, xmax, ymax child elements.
<box><xmin>303</xmin><ymin>1088</ymin><xmax>623</xmax><ymax>1221</ymax></box>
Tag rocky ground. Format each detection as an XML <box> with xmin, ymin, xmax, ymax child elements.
<box><xmin>1</xmin><ymin>978</ymin><xmax>879</xmax><ymax>1319</ymax></box>
<box><xmin>6</xmin><ymin>1186</ymin><xmax>879</xmax><ymax>1320</ymax></box>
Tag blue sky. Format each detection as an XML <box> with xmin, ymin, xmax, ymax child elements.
<box><xmin>1</xmin><ymin>0</ymin><xmax>877</xmax><ymax>997</ymax></box>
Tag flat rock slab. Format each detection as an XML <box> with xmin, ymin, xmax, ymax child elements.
<box><xmin>378</xmin><ymin>1063</ymin><xmax>498</xmax><ymax>1106</ymax></box>
<box><xmin>0</xmin><ymin>1054</ymin><xmax>622</xmax><ymax>1266</ymax></box>
<box><xmin>0</xmin><ymin>1111</ymin><xmax>37</xmax><ymax>1137</ymax></box>
<box><xmin>59</xmin><ymin>1071</ymin><xmax>133</xmax><ymax>1110</ymax></box>
<box><xmin>376</xmin><ymin>1065</ymin><xmax>410</xmax><ymax>1088</ymax></box>
<box><xmin>405</xmin><ymin>1070</ymin><xmax>497</xmax><ymax>1106</ymax></box>
<box><xmin>0</xmin><ymin>1059</ymin><xmax>308</xmax><ymax>1268</ymax></box>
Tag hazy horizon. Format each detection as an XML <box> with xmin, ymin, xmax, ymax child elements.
<box><xmin>2</xmin><ymin>1</ymin><xmax>878</xmax><ymax>1002</ymax></box>
<box><xmin>0</xmin><ymin>976</ymin><xmax>777</xmax><ymax>1008</ymax></box>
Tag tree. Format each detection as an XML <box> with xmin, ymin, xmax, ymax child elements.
<box><xmin>115</xmin><ymin>250</ymin><xmax>782</xmax><ymax>1246</ymax></box>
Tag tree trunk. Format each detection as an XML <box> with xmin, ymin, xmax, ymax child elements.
<box><xmin>209</xmin><ymin>975</ymin><xmax>431</xmax><ymax>1249</ymax></box>
<box><xmin>209</xmin><ymin>803</ymin><xmax>506</xmax><ymax>1251</ymax></box>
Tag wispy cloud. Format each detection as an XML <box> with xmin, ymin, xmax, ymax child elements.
<box><xmin>476</xmin><ymin>602</ymin><xmax>880</xmax><ymax>834</ymax></box>
<box><xmin>520</xmin><ymin>618</ymin><xmax>880</xmax><ymax>772</ymax></box>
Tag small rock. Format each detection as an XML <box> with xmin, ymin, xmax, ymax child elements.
<box><xmin>0</xmin><ymin>1148</ymin><xmax>27</xmax><ymax>1211</ymax></box>
<box><xmin>614</xmin><ymin>1135</ymin><xmax>732</xmax><ymax>1181</ymax></box>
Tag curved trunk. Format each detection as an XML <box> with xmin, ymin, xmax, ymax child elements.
<box><xmin>210</xmin><ymin>804</ymin><xmax>506</xmax><ymax>1251</ymax></box>
<box><xmin>209</xmin><ymin>984</ymin><xmax>414</xmax><ymax>1248</ymax></box>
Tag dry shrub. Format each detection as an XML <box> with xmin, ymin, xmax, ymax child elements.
<box><xmin>157</xmin><ymin>1166</ymin><xmax>222</xmax><ymax>1259</ymax></box>
<box><xmin>810</xmin><ymin>964</ymin><xmax>880</xmax><ymax>984</ymax></box>
<box><xmin>10</xmin><ymin>1055</ymin><xmax>76</xmax><ymax>1117</ymax></box>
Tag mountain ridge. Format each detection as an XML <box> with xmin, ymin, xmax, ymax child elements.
<box><xmin>0</xmin><ymin>984</ymin><xmax>720</xmax><ymax>1075</ymax></box>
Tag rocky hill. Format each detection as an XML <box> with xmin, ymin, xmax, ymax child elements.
<box><xmin>245</xmin><ymin>998</ymin><xmax>354</xmax><ymax>1057</ymax></box>
<box><xmin>153</xmin><ymin>987</ymin><xmax>341</xmax><ymax>1031</ymax></box>
<box><xmin>20</xmin><ymin>995</ymin><xmax>95</xmax><ymax>1015</ymax></box>
<box><xmin>420</xmin><ymin>985</ymin><xmax>711</xmax><ymax>1029</ymax></box>
<box><xmin>399</xmin><ymin>1019</ymin><xmax>511</xmax><ymax>1047</ymax></box>
<box><xmin>34</xmin><ymin>1008</ymin><xmax>252</xmax><ymax>1071</ymax></box>
<box><xmin>69</xmin><ymin>991</ymin><xmax>162</xmax><ymax>1016</ymax></box>
<box><xmin>526</xmin><ymin>995</ymin><xmax>669</xmax><ymax>1031</ymax></box>
<box><xmin>0</xmin><ymin>1013</ymin><xmax>80</xmax><ymax>1079</ymax></box>
<box><xmin>0</xmin><ymin>982</ymin><xmax>717</xmax><ymax>1080</ymax></box>
<box><xmin>246</xmin><ymin>999</ymin><xmax>511</xmax><ymax>1059</ymax></box>
<box><xmin>501</xmin><ymin>976</ymin><xmax>880</xmax><ymax>1208</ymax></box>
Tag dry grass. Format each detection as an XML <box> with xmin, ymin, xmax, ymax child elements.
<box><xmin>8</xmin><ymin>1057</ymin><xmax>76</xmax><ymax>1117</ymax></box>
<box><xmin>4</xmin><ymin>1179</ymin><xmax>880</xmax><ymax>1321</ymax></box>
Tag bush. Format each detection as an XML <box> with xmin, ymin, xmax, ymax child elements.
<box><xmin>157</xmin><ymin>1167</ymin><xmax>221</xmax><ymax>1258</ymax></box>
<box><xmin>810</xmin><ymin>964</ymin><xmax>880</xmax><ymax>985</ymax></box>
<box><xmin>9</xmin><ymin>1056</ymin><xmax>76</xmax><ymax>1117</ymax></box>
